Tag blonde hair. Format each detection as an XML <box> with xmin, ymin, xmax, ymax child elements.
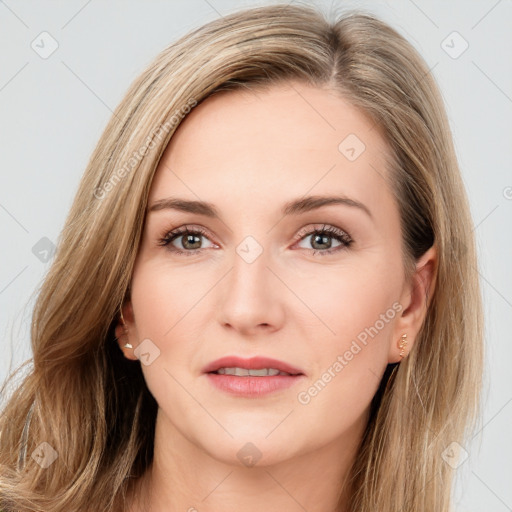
<box><xmin>0</xmin><ymin>4</ymin><xmax>483</xmax><ymax>511</ymax></box>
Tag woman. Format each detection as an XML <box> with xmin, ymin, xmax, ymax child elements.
<box><xmin>0</xmin><ymin>3</ymin><xmax>483</xmax><ymax>511</ymax></box>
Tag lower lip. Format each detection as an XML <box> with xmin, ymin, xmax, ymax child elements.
<box><xmin>205</xmin><ymin>373</ymin><xmax>305</xmax><ymax>397</ymax></box>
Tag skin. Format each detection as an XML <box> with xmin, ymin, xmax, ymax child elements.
<box><xmin>116</xmin><ymin>81</ymin><xmax>436</xmax><ymax>512</ymax></box>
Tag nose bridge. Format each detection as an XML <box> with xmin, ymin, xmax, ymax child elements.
<box><xmin>218</xmin><ymin>233</ymin><xmax>284</xmax><ymax>332</ymax></box>
<box><xmin>229</xmin><ymin>233</ymin><xmax>271</xmax><ymax>306</ymax></box>
<box><xmin>233</xmin><ymin>235</ymin><xmax>268</xmax><ymax>290</ymax></box>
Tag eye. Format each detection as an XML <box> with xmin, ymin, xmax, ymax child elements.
<box><xmin>294</xmin><ymin>224</ymin><xmax>353</xmax><ymax>256</ymax></box>
<box><xmin>157</xmin><ymin>223</ymin><xmax>353</xmax><ymax>257</ymax></box>
<box><xmin>157</xmin><ymin>225</ymin><xmax>216</xmax><ymax>256</ymax></box>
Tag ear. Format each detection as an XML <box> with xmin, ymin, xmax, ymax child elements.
<box><xmin>389</xmin><ymin>245</ymin><xmax>437</xmax><ymax>363</ymax></box>
<box><xmin>114</xmin><ymin>300</ymin><xmax>139</xmax><ymax>361</ymax></box>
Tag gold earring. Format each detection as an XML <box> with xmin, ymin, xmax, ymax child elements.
<box><xmin>398</xmin><ymin>333</ymin><xmax>408</xmax><ymax>359</ymax></box>
<box><xmin>119</xmin><ymin>306</ymin><xmax>132</xmax><ymax>349</ymax></box>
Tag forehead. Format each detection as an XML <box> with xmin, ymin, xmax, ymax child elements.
<box><xmin>148</xmin><ymin>82</ymin><xmax>394</xmax><ymax>218</ymax></box>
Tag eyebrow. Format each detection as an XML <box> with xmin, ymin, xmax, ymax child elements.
<box><xmin>148</xmin><ymin>194</ymin><xmax>373</xmax><ymax>220</ymax></box>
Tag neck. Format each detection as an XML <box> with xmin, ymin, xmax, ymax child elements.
<box><xmin>127</xmin><ymin>408</ymin><xmax>367</xmax><ymax>512</ymax></box>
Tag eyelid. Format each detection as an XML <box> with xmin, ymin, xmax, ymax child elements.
<box><xmin>293</xmin><ymin>223</ymin><xmax>351</xmax><ymax>242</ymax></box>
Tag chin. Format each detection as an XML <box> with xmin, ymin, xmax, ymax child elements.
<box><xmin>199</xmin><ymin>431</ymin><xmax>301</xmax><ymax>469</ymax></box>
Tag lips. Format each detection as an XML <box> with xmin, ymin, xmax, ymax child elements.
<box><xmin>202</xmin><ymin>356</ymin><xmax>304</xmax><ymax>376</ymax></box>
<box><xmin>203</xmin><ymin>355</ymin><xmax>305</xmax><ymax>397</ymax></box>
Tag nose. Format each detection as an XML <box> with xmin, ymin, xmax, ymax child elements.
<box><xmin>217</xmin><ymin>244</ymin><xmax>285</xmax><ymax>336</ymax></box>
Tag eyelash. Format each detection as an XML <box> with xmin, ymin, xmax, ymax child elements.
<box><xmin>157</xmin><ymin>224</ymin><xmax>353</xmax><ymax>257</ymax></box>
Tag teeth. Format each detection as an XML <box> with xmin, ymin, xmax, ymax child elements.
<box><xmin>215</xmin><ymin>367</ymin><xmax>290</xmax><ymax>376</ymax></box>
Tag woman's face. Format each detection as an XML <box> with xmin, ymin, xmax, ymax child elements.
<box><xmin>120</xmin><ymin>82</ymin><xmax>432</xmax><ymax>467</ymax></box>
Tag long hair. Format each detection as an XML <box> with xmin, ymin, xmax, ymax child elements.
<box><xmin>0</xmin><ymin>4</ymin><xmax>483</xmax><ymax>511</ymax></box>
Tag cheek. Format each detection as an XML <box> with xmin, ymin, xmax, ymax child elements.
<box><xmin>130</xmin><ymin>257</ymin><xmax>213</xmax><ymax>340</ymax></box>
<box><xmin>128</xmin><ymin>262</ymin><xmax>209</xmax><ymax>426</ymax></box>
<box><xmin>284</xmin><ymin>257</ymin><xmax>401</xmax><ymax>346</ymax></box>
<box><xmin>128</xmin><ymin>260</ymin><xmax>206</xmax><ymax>391</ymax></box>
<box><xmin>293</xmin><ymin>277</ymin><xmax>399</xmax><ymax>442</ymax></box>
<box><xmin>288</xmin><ymin>258</ymin><xmax>401</xmax><ymax>402</ymax></box>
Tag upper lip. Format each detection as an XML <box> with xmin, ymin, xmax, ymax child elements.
<box><xmin>202</xmin><ymin>356</ymin><xmax>304</xmax><ymax>375</ymax></box>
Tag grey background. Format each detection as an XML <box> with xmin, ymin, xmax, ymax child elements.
<box><xmin>0</xmin><ymin>1</ymin><xmax>511</xmax><ymax>510</ymax></box>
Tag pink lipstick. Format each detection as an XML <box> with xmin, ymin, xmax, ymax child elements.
<box><xmin>203</xmin><ymin>355</ymin><xmax>305</xmax><ymax>397</ymax></box>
